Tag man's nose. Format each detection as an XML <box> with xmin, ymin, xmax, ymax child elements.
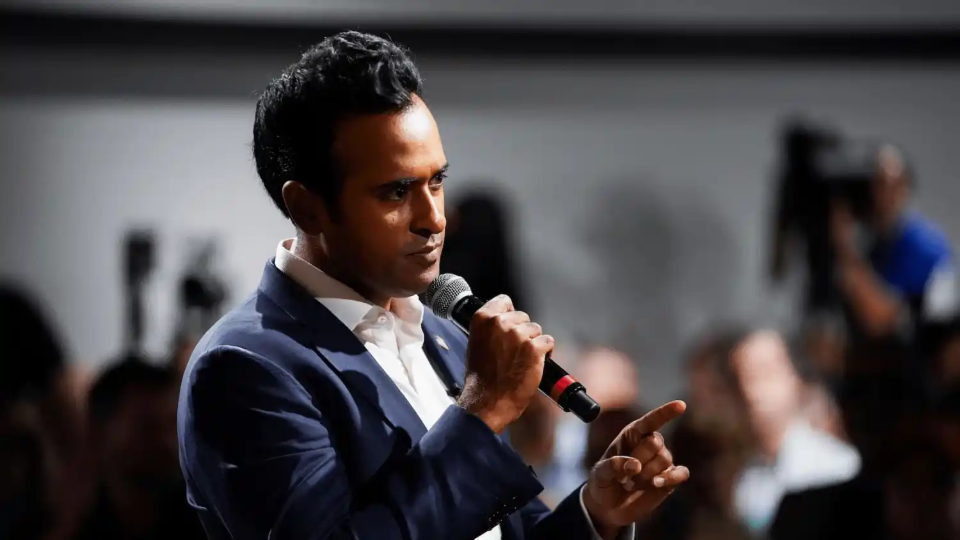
<box><xmin>411</xmin><ymin>187</ymin><xmax>445</xmax><ymax>237</ymax></box>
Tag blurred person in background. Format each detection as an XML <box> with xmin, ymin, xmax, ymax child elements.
<box><xmin>439</xmin><ymin>190</ymin><xmax>529</xmax><ymax>310</ymax></box>
<box><xmin>529</xmin><ymin>346</ymin><xmax>642</xmax><ymax>505</ymax></box>
<box><xmin>76</xmin><ymin>358</ymin><xmax>204</xmax><ymax>540</ymax></box>
<box><xmin>0</xmin><ymin>284</ymin><xmax>88</xmax><ymax>540</ymax></box>
<box><xmin>638</xmin><ymin>329</ymin><xmax>754</xmax><ymax>540</ymax></box>
<box><xmin>0</xmin><ymin>398</ymin><xmax>57</xmax><ymax>540</ymax></box>
<box><xmin>726</xmin><ymin>329</ymin><xmax>860</xmax><ymax>536</ymax></box>
<box><xmin>831</xmin><ymin>144</ymin><xmax>956</xmax><ymax>343</ymax></box>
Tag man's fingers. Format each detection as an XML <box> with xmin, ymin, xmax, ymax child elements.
<box><xmin>651</xmin><ymin>466</ymin><xmax>690</xmax><ymax>489</ymax></box>
<box><xmin>637</xmin><ymin>447</ymin><xmax>673</xmax><ymax>484</ymax></box>
<box><xmin>479</xmin><ymin>294</ymin><xmax>515</xmax><ymax>316</ymax></box>
<box><xmin>520</xmin><ymin>334</ymin><xmax>555</xmax><ymax>360</ymax></box>
<box><xmin>627</xmin><ymin>400</ymin><xmax>686</xmax><ymax>438</ymax></box>
<box><xmin>592</xmin><ymin>456</ymin><xmax>643</xmax><ymax>488</ymax></box>
<box><xmin>628</xmin><ymin>432</ymin><xmax>664</xmax><ymax>464</ymax></box>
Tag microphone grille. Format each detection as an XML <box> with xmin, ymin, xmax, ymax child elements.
<box><xmin>423</xmin><ymin>274</ymin><xmax>472</xmax><ymax>319</ymax></box>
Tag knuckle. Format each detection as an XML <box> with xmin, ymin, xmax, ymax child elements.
<box><xmin>652</xmin><ymin>432</ymin><xmax>665</xmax><ymax>450</ymax></box>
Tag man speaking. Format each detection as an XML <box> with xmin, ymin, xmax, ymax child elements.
<box><xmin>177</xmin><ymin>31</ymin><xmax>689</xmax><ymax>540</ymax></box>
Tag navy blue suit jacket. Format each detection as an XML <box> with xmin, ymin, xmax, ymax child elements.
<box><xmin>177</xmin><ymin>261</ymin><xmax>597</xmax><ymax>540</ymax></box>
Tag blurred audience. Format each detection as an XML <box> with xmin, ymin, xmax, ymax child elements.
<box><xmin>0</xmin><ymin>285</ymin><xmax>88</xmax><ymax>540</ymax></box>
<box><xmin>727</xmin><ymin>330</ymin><xmax>860</xmax><ymax>535</ymax></box>
<box><xmin>75</xmin><ymin>358</ymin><xmax>204</xmax><ymax>540</ymax></box>
<box><xmin>638</xmin><ymin>329</ymin><xmax>754</xmax><ymax>540</ymax></box>
<box><xmin>516</xmin><ymin>345</ymin><xmax>642</xmax><ymax>507</ymax></box>
<box><xmin>771</xmin><ymin>364</ymin><xmax>945</xmax><ymax>540</ymax></box>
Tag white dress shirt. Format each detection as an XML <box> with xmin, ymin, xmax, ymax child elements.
<box><xmin>733</xmin><ymin>420</ymin><xmax>861</xmax><ymax>535</ymax></box>
<box><xmin>275</xmin><ymin>239</ymin><xmax>631</xmax><ymax>540</ymax></box>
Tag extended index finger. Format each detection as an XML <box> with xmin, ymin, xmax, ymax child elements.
<box><xmin>602</xmin><ymin>400</ymin><xmax>687</xmax><ymax>460</ymax></box>
<box><xmin>628</xmin><ymin>400</ymin><xmax>686</xmax><ymax>437</ymax></box>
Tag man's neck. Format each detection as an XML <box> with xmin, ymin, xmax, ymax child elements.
<box><xmin>291</xmin><ymin>234</ymin><xmax>393</xmax><ymax>310</ymax></box>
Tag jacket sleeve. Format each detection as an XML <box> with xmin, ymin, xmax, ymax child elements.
<box><xmin>178</xmin><ymin>345</ymin><xmax>543</xmax><ymax>540</ymax></box>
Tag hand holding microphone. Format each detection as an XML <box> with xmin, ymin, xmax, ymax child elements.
<box><xmin>424</xmin><ymin>274</ymin><xmax>601</xmax><ymax>434</ymax></box>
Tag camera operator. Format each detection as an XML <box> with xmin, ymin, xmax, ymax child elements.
<box><xmin>830</xmin><ymin>144</ymin><xmax>956</xmax><ymax>344</ymax></box>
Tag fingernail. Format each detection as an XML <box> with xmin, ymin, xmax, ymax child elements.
<box><xmin>624</xmin><ymin>479</ymin><xmax>635</xmax><ymax>491</ymax></box>
<box><xmin>625</xmin><ymin>461</ymin><xmax>641</xmax><ymax>474</ymax></box>
<box><xmin>654</xmin><ymin>477</ymin><xmax>665</xmax><ymax>488</ymax></box>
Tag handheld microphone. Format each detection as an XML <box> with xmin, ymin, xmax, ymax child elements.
<box><xmin>424</xmin><ymin>274</ymin><xmax>601</xmax><ymax>423</ymax></box>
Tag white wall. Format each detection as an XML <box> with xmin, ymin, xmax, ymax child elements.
<box><xmin>3</xmin><ymin>46</ymin><xmax>960</xmax><ymax>404</ymax></box>
<box><xmin>9</xmin><ymin>0</ymin><xmax>960</xmax><ymax>27</ymax></box>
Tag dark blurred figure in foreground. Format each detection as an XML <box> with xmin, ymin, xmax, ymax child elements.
<box><xmin>439</xmin><ymin>190</ymin><xmax>528</xmax><ymax>309</ymax></box>
<box><xmin>771</xmin><ymin>341</ymin><xmax>954</xmax><ymax>540</ymax></box>
<box><xmin>930</xmin><ymin>385</ymin><xmax>960</xmax><ymax>536</ymax></box>
<box><xmin>75</xmin><ymin>358</ymin><xmax>205</xmax><ymax>540</ymax></box>
<box><xmin>0</xmin><ymin>284</ymin><xmax>87</xmax><ymax>540</ymax></box>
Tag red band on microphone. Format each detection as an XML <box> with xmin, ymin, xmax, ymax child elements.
<box><xmin>549</xmin><ymin>375</ymin><xmax>577</xmax><ymax>402</ymax></box>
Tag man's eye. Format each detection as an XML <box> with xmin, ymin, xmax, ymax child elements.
<box><xmin>430</xmin><ymin>173</ymin><xmax>447</xmax><ymax>190</ymax></box>
<box><xmin>385</xmin><ymin>185</ymin><xmax>409</xmax><ymax>201</ymax></box>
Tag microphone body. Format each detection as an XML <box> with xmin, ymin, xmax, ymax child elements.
<box><xmin>431</xmin><ymin>283</ymin><xmax>601</xmax><ymax>423</ymax></box>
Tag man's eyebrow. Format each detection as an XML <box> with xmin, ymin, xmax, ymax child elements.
<box><xmin>379</xmin><ymin>163</ymin><xmax>450</xmax><ymax>186</ymax></box>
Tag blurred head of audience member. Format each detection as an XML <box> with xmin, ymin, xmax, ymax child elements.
<box><xmin>577</xmin><ymin>346</ymin><xmax>640</xmax><ymax>411</ymax></box>
<box><xmin>0</xmin><ymin>284</ymin><xmax>78</xmax><ymax>447</ymax></box>
<box><xmin>725</xmin><ymin>330</ymin><xmax>802</xmax><ymax>459</ymax></box>
<box><xmin>870</xmin><ymin>144</ymin><xmax>913</xmax><ymax>237</ymax></box>
<box><xmin>684</xmin><ymin>329</ymin><xmax>752</xmax><ymax>435</ymax></box>
<box><xmin>78</xmin><ymin>357</ymin><xmax>187</xmax><ymax>539</ymax></box>
<box><xmin>0</xmin><ymin>284</ymin><xmax>90</xmax><ymax>540</ymax></box>
<box><xmin>0</xmin><ymin>399</ymin><xmax>56</xmax><ymax>540</ymax></box>
<box><xmin>440</xmin><ymin>190</ymin><xmax>527</xmax><ymax>309</ymax></box>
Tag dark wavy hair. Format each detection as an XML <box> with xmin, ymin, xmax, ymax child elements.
<box><xmin>253</xmin><ymin>31</ymin><xmax>424</xmax><ymax>218</ymax></box>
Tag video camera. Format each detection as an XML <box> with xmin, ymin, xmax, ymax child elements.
<box><xmin>771</xmin><ymin>120</ymin><xmax>886</xmax><ymax>313</ymax></box>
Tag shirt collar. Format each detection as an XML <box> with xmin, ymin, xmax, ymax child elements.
<box><xmin>274</xmin><ymin>238</ymin><xmax>424</xmax><ymax>331</ymax></box>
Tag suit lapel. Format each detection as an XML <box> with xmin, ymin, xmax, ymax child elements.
<box><xmin>420</xmin><ymin>313</ymin><xmax>466</xmax><ymax>392</ymax></box>
<box><xmin>258</xmin><ymin>261</ymin><xmax>427</xmax><ymax>443</ymax></box>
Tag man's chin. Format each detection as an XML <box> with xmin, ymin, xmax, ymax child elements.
<box><xmin>393</xmin><ymin>265</ymin><xmax>440</xmax><ymax>299</ymax></box>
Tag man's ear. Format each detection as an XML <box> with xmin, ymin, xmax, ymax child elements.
<box><xmin>282</xmin><ymin>181</ymin><xmax>325</xmax><ymax>236</ymax></box>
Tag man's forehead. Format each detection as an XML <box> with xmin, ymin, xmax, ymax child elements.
<box><xmin>334</xmin><ymin>98</ymin><xmax>445</xmax><ymax>179</ymax></box>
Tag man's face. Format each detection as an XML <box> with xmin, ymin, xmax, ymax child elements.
<box><xmin>316</xmin><ymin>95</ymin><xmax>447</xmax><ymax>301</ymax></box>
<box><xmin>731</xmin><ymin>331</ymin><xmax>800</xmax><ymax>430</ymax></box>
<box><xmin>871</xmin><ymin>147</ymin><xmax>910</xmax><ymax>233</ymax></box>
